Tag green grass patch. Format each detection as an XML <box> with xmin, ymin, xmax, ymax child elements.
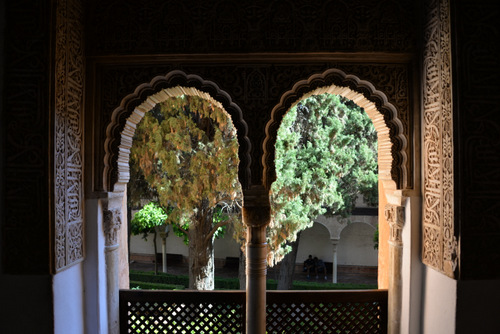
<box><xmin>129</xmin><ymin>280</ymin><xmax>184</xmax><ymax>290</ymax></box>
<box><xmin>129</xmin><ymin>270</ymin><xmax>377</xmax><ymax>290</ymax></box>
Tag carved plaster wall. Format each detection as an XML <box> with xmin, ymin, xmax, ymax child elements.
<box><xmin>86</xmin><ymin>0</ymin><xmax>417</xmax><ymax>193</ymax></box>
<box><xmin>422</xmin><ymin>0</ymin><xmax>457</xmax><ymax>278</ymax></box>
<box><xmin>92</xmin><ymin>60</ymin><xmax>414</xmax><ymax>193</ymax></box>
<box><xmin>86</xmin><ymin>0</ymin><xmax>417</xmax><ymax>56</ymax></box>
<box><xmin>54</xmin><ymin>0</ymin><xmax>85</xmax><ymax>272</ymax></box>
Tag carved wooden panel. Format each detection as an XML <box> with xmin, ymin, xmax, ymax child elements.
<box><xmin>86</xmin><ymin>0</ymin><xmax>417</xmax><ymax>56</ymax></box>
<box><xmin>2</xmin><ymin>0</ymin><xmax>52</xmax><ymax>274</ymax></box>
<box><xmin>422</xmin><ymin>0</ymin><xmax>457</xmax><ymax>278</ymax></box>
<box><xmin>54</xmin><ymin>0</ymin><xmax>85</xmax><ymax>271</ymax></box>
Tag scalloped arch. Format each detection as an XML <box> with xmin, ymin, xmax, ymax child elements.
<box><xmin>263</xmin><ymin>68</ymin><xmax>408</xmax><ymax>192</ymax></box>
<box><xmin>103</xmin><ymin>70</ymin><xmax>251</xmax><ymax>192</ymax></box>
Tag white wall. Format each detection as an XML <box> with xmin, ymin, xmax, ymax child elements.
<box><xmin>130</xmin><ymin>227</ymin><xmax>241</xmax><ymax>259</ymax></box>
<box><xmin>214</xmin><ymin>232</ymin><xmax>241</xmax><ymax>259</ymax></box>
<box><xmin>297</xmin><ymin>222</ymin><xmax>333</xmax><ymax>263</ymax></box>
<box><xmin>337</xmin><ymin>222</ymin><xmax>378</xmax><ymax>266</ymax></box>
<box><xmin>131</xmin><ymin>219</ymin><xmax>379</xmax><ymax>268</ymax></box>
<box><xmin>53</xmin><ymin>264</ymin><xmax>85</xmax><ymax>334</ymax></box>
<box><xmin>420</xmin><ymin>267</ymin><xmax>457</xmax><ymax>334</ymax></box>
<box><xmin>130</xmin><ymin>232</ymin><xmax>188</xmax><ymax>257</ymax></box>
<box><xmin>84</xmin><ymin>198</ymin><xmax>108</xmax><ymax>334</ymax></box>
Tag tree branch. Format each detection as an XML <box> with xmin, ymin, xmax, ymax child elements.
<box><xmin>205</xmin><ymin>219</ymin><xmax>230</xmax><ymax>244</ymax></box>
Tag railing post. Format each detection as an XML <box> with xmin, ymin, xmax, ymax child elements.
<box><xmin>243</xmin><ymin>186</ymin><xmax>271</xmax><ymax>334</ymax></box>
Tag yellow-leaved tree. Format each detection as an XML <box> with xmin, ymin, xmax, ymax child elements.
<box><xmin>130</xmin><ymin>95</ymin><xmax>241</xmax><ymax>290</ymax></box>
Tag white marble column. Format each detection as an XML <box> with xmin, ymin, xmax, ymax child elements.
<box><xmin>385</xmin><ymin>204</ymin><xmax>405</xmax><ymax>334</ymax></box>
<box><xmin>330</xmin><ymin>239</ymin><xmax>340</xmax><ymax>283</ymax></box>
<box><xmin>103</xmin><ymin>204</ymin><xmax>123</xmax><ymax>334</ymax></box>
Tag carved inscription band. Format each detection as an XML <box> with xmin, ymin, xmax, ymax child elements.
<box><xmin>422</xmin><ymin>0</ymin><xmax>457</xmax><ymax>278</ymax></box>
<box><xmin>54</xmin><ymin>0</ymin><xmax>85</xmax><ymax>272</ymax></box>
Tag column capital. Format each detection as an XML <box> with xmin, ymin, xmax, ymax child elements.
<box><xmin>103</xmin><ymin>207</ymin><xmax>122</xmax><ymax>248</ymax></box>
<box><xmin>330</xmin><ymin>238</ymin><xmax>340</xmax><ymax>247</ymax></box>
<box><xmin>385</xmin><ymin>204</ymin><xmax>405</xmax><ymax>246</ymax></box>
<box><xmin>243</xmin><ymin>185</ymin><xmax>270</xmax><ymax>207</ymax></box>
<box><xmin>243</xmin><ymin>185</ymin><xmax>271</xmax><ymax>228</ymax></box>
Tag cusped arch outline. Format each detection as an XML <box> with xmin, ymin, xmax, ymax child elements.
<box><xmin>314</xmin><ymin>216</ymin><xmax>377</xmax><ymax>241</ymax></box>
<box><xmin>263</xmin><ymin>68</ymin><xmax>408</xmax><ymax>192</ymax></box>
<box><xmin>104</xmin><ymin>70</ymin><xmax>251</xmax><ymax>192</ymax></box>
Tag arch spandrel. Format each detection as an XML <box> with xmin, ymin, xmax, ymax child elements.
<box><xmin>103</xmin><ymin>70</ymin><xmax>251</xmax><ymax>192</ymax></box>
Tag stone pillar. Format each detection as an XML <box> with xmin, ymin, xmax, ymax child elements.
<box><xmin>103</xmin><ymin>205</ymin><xmax>123</xmax><ymax>334</ymax></box>
<box><xmin>330</xmin><ymin>239</ymin><xmax>340</xmax><ymax>283</ymax></box>
<box><xmin>243</xmin><ymin>186</ymin><xmax>271</xmax><ymax>334</ymax></box>
<box><xmin>385</xmin><ymin>204</ymin><xmax>405</xmax><ymax>334</ymax></box>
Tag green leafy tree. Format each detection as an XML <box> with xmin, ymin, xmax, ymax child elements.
<box><xmin>130</xmin><ymin>95</ymin><xmax>241</xmax><ymax>290</ymax></box>
<box><xmin>269</xmin><ymin>94</ymin><xmax>378</xmax><ymax>287</ymax></box>
<box><xmin>130</xmin><ymin>202</ymin><xmax>169</xmax><ymax>275</ymax></box>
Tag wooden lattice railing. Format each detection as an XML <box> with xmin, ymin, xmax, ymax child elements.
<box><xmin>120</xmin><ymin>289</ymin><xmax>388</xmax><ymax>334</ymax></box>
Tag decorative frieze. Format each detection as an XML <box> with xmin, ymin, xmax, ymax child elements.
<box><xmin>95</xmin><ymin>61</ymin><xmax>412</xmax><ymax>192</ymax></box>
<box><xmin>87</xmin><ymin>0</ymin><xmax>417</xmax><ymax>56</ymax></box>
<box><xmin>422</xmin><ymin>0</ymin><xmax>457</xmax><ymax>277</ymax></box>
<box><xmin>54</xmin><ymin>0</ymin><xmax>85</xmax><ymax>272</ymax></box>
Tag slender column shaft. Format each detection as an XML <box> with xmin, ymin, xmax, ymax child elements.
<box><xmin>105</xmin><ymin>245</ymin><xmax>120</xmax><ymax>334</ymax></box>
<box><xmin>103</xmin><ymin>205</ymin><xmax>123</xmax><ymax>334</ymax></box>
<box><xmin>330</xmin><ymin>239</ymin><xmax>339</xmax><ymax>283</ymax></box>
<box><xmin>388</xmin><ymin>241</ymin><xmax>403</xmax><ymax>334</ymax></box>
<box><xmin>242</xmin><ymin>185</ymin><xmax>271</xmax><ymax>334</ymax></box>
<box><xmin>246</xmin><ymin>224</ymin><xmax>267</xmax><ymax>334</ymax></box>
<box><xmin>385</xmin><ymin>204</ymin><xmax>405</xmax><ymax>334</ymax></box>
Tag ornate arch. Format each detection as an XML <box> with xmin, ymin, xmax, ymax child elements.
<box><xmin>263</xmin><ymin>68</ymin><xmax>408</xmax><ymax>193</ymax></box>
<box><xmin>314</xmin><ymin>216</ymin><xmax>377</xmax><ymax>241</ymax></box>
<box><xmin>103</xmin><ymin>70</ymin><xmax>251</xmax><ymax>192</ymax></box>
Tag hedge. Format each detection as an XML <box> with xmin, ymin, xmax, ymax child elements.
<box><xmin>129</xmin><ymin>270</ymin><xmax>376</xmax><ymax>290</ymax></box>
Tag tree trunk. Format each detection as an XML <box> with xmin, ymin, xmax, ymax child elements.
<box><xmin>238</xmin><ymin>249</ymin><xmax>246</xmax><ymax>290</ymax></box>
<box><xmin>277</xmin><ymin>232</ymin><xmax>301</xmax><ymax>290</ymax></box>
<box><xmin>188</xmin><ymin>213</ymin><xmax>215</xmax><ymax>290</ymax></box>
